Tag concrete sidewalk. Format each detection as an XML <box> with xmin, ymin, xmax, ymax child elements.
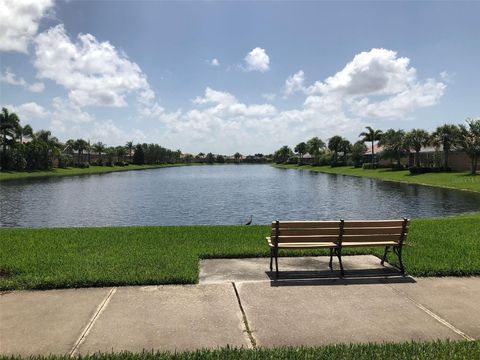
<box><xmin>1</xmin><ymin>256</ymin><xmax>479</xmax><ymax>356</ymax></box>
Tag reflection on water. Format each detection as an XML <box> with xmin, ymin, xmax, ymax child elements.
<box><xmin>1</xmin><ymin>165</ymin><xmax>479</xmax><ymax>227</ymax></box>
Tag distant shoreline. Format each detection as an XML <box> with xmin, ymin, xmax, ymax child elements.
<box><xmin>272</xmin><ymin>164</ymin><xmax>480</xmax><ymax>193</ymax></box>
<box><xmin>0</xmin><ymin>163</ymin><xmax>202</xmax><ymax>182</ymax></box>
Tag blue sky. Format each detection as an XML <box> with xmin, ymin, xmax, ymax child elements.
<box><xmin>1</xmin><ymin>0</ymin><xmax>479</xmax><ymax>154</ymax></box>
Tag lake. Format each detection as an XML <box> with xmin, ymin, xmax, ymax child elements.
<box><xmin>1</xmin><ymin>164</ymin><xmax>479</xmax><ymax>228</ymax></box>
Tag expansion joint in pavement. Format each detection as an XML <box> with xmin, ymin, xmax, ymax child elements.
<box><xmin>69</xmin><ymin>287</ymin><xmax>118</xmax><ymax>356</ymax></box>
<box><xmin>231</xmin><ymin>282</ymin><xmax>257</xmax><ymax>348</ymax></box>
<box><xmin>385</xmin><ymin>284</ymin><xmax>474</xmax><ymax>341</ymax></box>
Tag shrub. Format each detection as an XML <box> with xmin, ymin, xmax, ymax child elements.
<box><xmin>77</xmin><ymin>162</ymin><xmax>90</xmax><ymax>168</ymax></box>
<box><xmin>409</xmin><ymin>166</ymin><xmax>451</xmax><ymax>174</ymax></box>
<box><xmin>362</xmin><ymin>163</ymin><xmax>378</xmax><ymax>169</ymax></box>
<box><xmin>58</xmin><ymin>154</ymin><xmax>73</xmax><ymax>169</ymax></box>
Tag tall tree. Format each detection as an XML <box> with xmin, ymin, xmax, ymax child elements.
<box><xmin>351</xmin><ymin>141</ymin><xmax>368</xmax><ymax>167</ymax></box>
<box><xmin>307</xmin><ymin>137</ymin><xmax>325</xmax><ymax>165</ymax></box>
<box><xmin>0</xmin><ymin>107</ymin><xmax>20</xmax><ymax>155</ymax></box>
<box><xmin>431</xmin><ymin>124</ymin><xmax>460</xmax><ymax>169</ymax></box>
<box><xmin>328</xmin><ymin>135</ymin><xmax>344</xmax><ymax>163</ymax></box>
<box><xmin>294</xmin><ymin>142</ymin><xmax>307</xmax><ymax>164</ymax></box>
<box><xmin>378</xmin><ymin>129</ymin><xmax>406</xmax><ymax>167</ymax></box>
<box><xmin>234</xmin><ymin>152</ymin><xmax>241</xmax><ymax>163</ymax></box>
<box><xmin>132</xmin><ymin>144</ymin><xmax>144</xmax><ymax>165</ymax></box>
<box><xmin>274</xmin><ymin>145</ymin><xmax>292</xmax><ymax>163</ymax></box>
<box><xmin>93</xmin><ymin>142</ymin><xmax>106</xmax><ymax>163</ymax></box>
<box><xmin>126</xmin><ymin>141</ymin><xmax>133</xmax><ymax>159</ymax></box>
<box><xmin>74</xmin><ymin>139</ymin><xmax>89</xmax><ymax>163</ymax></box>
<box><xmin>16</xmin><ymin>124</ymin><xmax>33</xmax><ymax>144</ymax></box>
<box><xmin>405</xmin><ymin>129</ymin><xmax>430</xmax><ymax>168</ymax></box>
<box><xmin>458</xmin><ymin>118</ymin><xmax>480</xmax><ymax>175</ymax></box>
<box><xmin>359</xmin><ymin>126</ymin><xmax>383</xmax><ymax>166</ymax></box>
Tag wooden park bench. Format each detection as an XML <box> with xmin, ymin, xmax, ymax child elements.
<box><xmin>266</xmin><ymin>218</ymin><xmax>409</xmax><ymax>278</ymax></box>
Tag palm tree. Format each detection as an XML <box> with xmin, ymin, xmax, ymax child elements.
<box><xmin>116</xmin><ymin>146</ymin><xmax>126</xmax><ymax>162</ymax></box>
<box><xmin>274</xmin><ymin>146</ymin><xmax>292</xmax><ymax>163</ymax></box>
<box><xmin>359</xmin><ymin>126</ymin><xmax>383</xmax><ymax>166</ymax></box>
<box><xmin>307</xmin><ymin>137</ymin><xmax>325</xmax><ymax>165</ymax></box>
<box><xmin>405</xmin><ymin>129</ymin><xmax>430</xmax><ymax>168</ymax></box>
<box><xmin>234</xmin><ymin>152</ymin><xmax>241</xmax><ymax>163</ymax></box>
<box><xmin>458</xmin><ymin>118</ymin><xmax>480</xmax><ymax>175</ymax></box>
<box><xmin>351</xmin><ymin>141</ymin><xmax>368</xmax><ymax>167</ymax></box>
<box><xmin>0</xmin><ymin>107</ymin><xmax>20</xmax><ymax>155</ymax></box>
<box><xmin>16</xmin><ymin>124</ymin><xmax>33</xmax><ymax>144</ymax></box>
<box><xmin>294</xmin><ymin>142</ymin><xmax>307</xmax><ymax>164</ymax></box>
<box><xmin>93</xmin><ymin>142</ymin><xmax>106</xmax><ymax>163</ymax></box>
<box><xmin>74</xmin><ymin>139</ymin><xmax>89</xmax><ymax>163</ymax></box>
<box><xmin>34</xmin><ymin>130</ymin><xmax>61</xmax><ymax>169</ymax></box>
<box><xmin>328</xmin><ymin>135</ymin><xmax>344</xmax><ymax>163</ymax></box>
<box><xmin>378</xmin><ymin>129</ymin><xmax>406</xmax><ymax>167</ymax></box>
<box><xmin>431</xmin><ymin>124</ymin><xmax>460</xmax><ymax>169</ymax></box>
<box><xmin>126</xmin><ymin>141</ymin><xmax>133</xmax><ymax>161</ymax></box>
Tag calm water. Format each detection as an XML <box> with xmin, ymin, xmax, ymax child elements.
<box><xmin>1</xmin><ymin>165</ymin><xmax>479</xmax><ymax>228</ymax></box>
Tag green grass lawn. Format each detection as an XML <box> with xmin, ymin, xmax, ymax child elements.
<box><xmin>273</xmin><ymin>164</ymin><xmax>480</xmax><ymax>193</ymax></box>
<box><xmin>1</xmin><ymin>212</ymin><xmax>479</xmax><ymax>290</ymax></box>
<box><xmin>1</xmin><ymin>340</ymin><xmax>478</xmax><ymax>360</ymax></box>
<box><xmin>0</xmin><ymin>164</ymin><xmax>200</xmax><ymax>182</ymax></box>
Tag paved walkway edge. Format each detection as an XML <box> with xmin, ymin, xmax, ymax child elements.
<box><xmin>385</xmin><ymin>284</ymin><xmax>474</xmax><ymax>341</ymax></box>
<box><xmin>70</xmin><ymin>287</ymin><xmax>117</xmax><ymax>356</ymax></box>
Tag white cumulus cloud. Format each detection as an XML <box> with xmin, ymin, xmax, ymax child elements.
<box><xmin>209</xmin><ymin>58</ymin><xmax>220</xmax><ymax>66</ymax></box>
<box><xmin>0</xmin><ymin>0</ymin><xmax>54</xmax><ymax>52</ymax></box>
<box><xmin>34</xmin><ymin>24</ymin><xmax>154</xmax><ymax>108</ymax></box>
<box><xmin>0</xmin><ymin>69</ymin><xmax>45</xmax><ymax>92</ymax></box>
<box><xmin>244</xmin><ymin>47</ymin><xmax>270</xmax><ymax>72</ymax></box>
<box><xmin>2</xmin><ymin>102</ymin><xmax>48</xmax><ymax>121</ymax></box>
<box><xmin>284</xmin><ymin>70</ymin><xmax>306</xmax><ymax>96</ymax></box>
<box><xmin>303</xmin><ymin>48</ymin><xmax>445</xmax><ymax>119</ymax></box>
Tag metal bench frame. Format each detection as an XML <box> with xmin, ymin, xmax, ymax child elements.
<box><xmin>268</xmin><ymin>218</ymin><xmax>409</xmax><ymax>278</ymax></box>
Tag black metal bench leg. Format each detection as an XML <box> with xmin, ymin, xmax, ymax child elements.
<box><xmin>381</xmin><ymin>246</ymin><xmax>390</xmax><ymax>266</ymax></box>
<box><xmin>275</xmin><ymin>248</ymin><xmax>279</xmax><ymax>279</ymax></box>
<box><xmin>329</xmin><ymin>248</ymin><xmax>333</xmax><ymax>270</ymax></box>
<box><xmin>269</xmin><ymin>248</ymin><xmax>273</xmax><ymax>271</ymax></box>
<box><xmin>336</xmin><ymin>248</ymin><xmax>344</xmax><ymax>277</ymax></box>
<box><xmin>395</xmin><ymin>246</ymin><xmax>405</xmax><ymax>274</ymax></box>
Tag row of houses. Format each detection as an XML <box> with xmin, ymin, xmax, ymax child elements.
<box><xmin>299</xmin><ymin>145</ymin><xmax>478</xmax><ymax>172</ymax></box>
<box><xmin>366</xmin><ymin>144</ymin><xmax>478</xmax><ymax>172</ymax></box>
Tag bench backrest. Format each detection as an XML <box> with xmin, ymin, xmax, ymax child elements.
<box><xmin>271</xmin><ymin>219</ymin><xmax>409</xmax><ymax>245</ymax></box>
<box><xmin>342</xmin><ymin>219</ymin><xmax>409</xmax><ymax>244</ymax></box>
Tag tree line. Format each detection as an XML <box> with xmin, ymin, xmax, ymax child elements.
<box><xmin>273</xmin><ymin>119</ymin><xmax>480</xmax><ymax>175</ymax></box>
<box><xmin>0</xmin><ymin>107</ymin><xmax>184</xmax><ymax>171</ymax></box>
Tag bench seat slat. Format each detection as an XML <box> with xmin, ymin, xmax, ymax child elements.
<box><xmin>341</xmin><ymin>241</ymin><xmax>399</xmax><ymax>247</ymax></box>
<box><xmin>266</xmin><ymin>239</ymin><xmax>337</xmax><ymax>249</ymax></box>
<box><xmin>267</xmin><ymin>236</ymin><xmax>339</xmax><ymax>243</ymax></box>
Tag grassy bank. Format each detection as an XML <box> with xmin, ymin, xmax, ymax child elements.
<box><xmin>0</xmin><ymin>164</ymin><xmax>199</xmax><ymax>182</ymax></box>
<box><xmin>273</xmin><ymin>164</ymin><xmax>480</xmax><ymax>193</ymax></box>
<box><xmin>1</xmin><ymin>340</ymin><xmax>479</xmax><ymax>360</ymax></box>
<box><xmin>1</xmin><ymin>212</ymin><xmax>479</xmax><ymax>290</ymax></box>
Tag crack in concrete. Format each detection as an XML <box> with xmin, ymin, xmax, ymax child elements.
<box><xmin>69</xmin><ymin>287</ymin><xmax>117</xmax><ymax>356</ymax></box>
<box><xmin>232</xmin><ymin>282</ymin><xmax>257</xmax><ymax>348</ymax></box>
<box><xmin>385</xmin><ymin>284</ymin><xmax>474</xmax><ymax>341</ymax></box>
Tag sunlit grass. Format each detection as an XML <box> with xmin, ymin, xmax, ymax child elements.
<box><xmin>1</xmin><ymin>212</ymin><xmax>479</xmax><ymax>290</ymax></box>
<box><xmin>273</xmin><ymin>164</ymin><xmax>480</xmax><ymax>193</ymax></box>
<box><xmin>1</xmin><ymin>340</ymin><xmax>479</xmax><ymax>360</ymax></box>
